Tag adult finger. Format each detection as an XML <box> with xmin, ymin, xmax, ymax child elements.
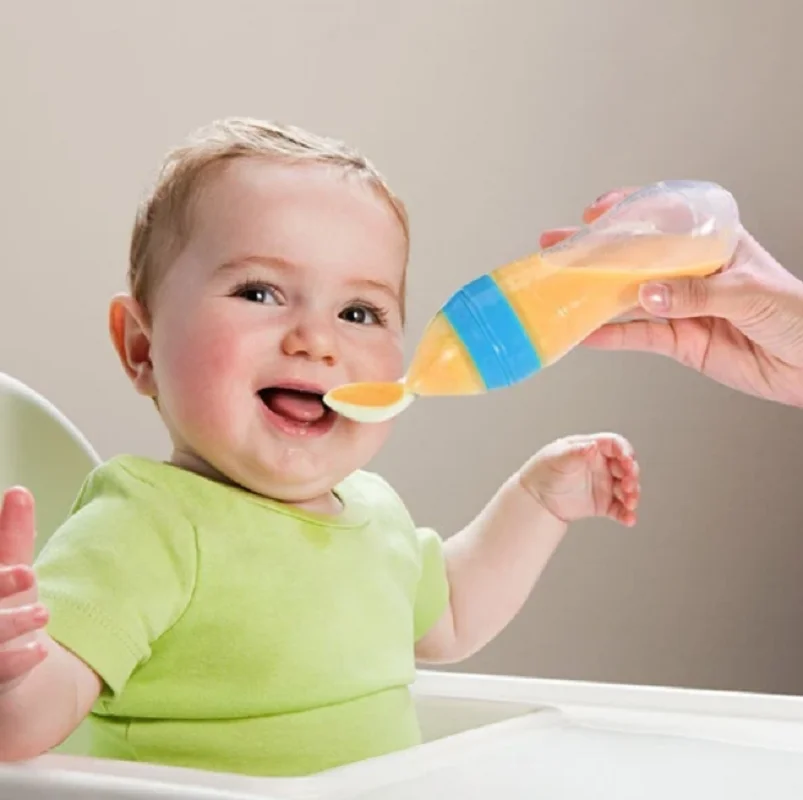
<box><xmin>539</xmin><ymin>227</ymin><xmax>579</xmax><ymax>249</ymax></box>
<box><xmin>582</xmin><ymin>186</ymin><xmax>641</xmax><ymax>224</ymax></box>
<box><xmin>582</xmin><ymin>318</ymin><xmax>687</xmax><ymax>359</ymax></box>
<box><xmin>637</xmin><ymin>270</ymin><xmax>763</xmax><ymax>322</ymax></box>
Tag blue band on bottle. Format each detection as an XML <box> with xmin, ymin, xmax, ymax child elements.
<box><xmin>442</xmin><ymin>274</ymin><xmax>541</xmax><ymax>390</ymax></box>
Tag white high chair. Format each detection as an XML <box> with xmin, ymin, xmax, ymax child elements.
<box><xmin>0</xmin><ymin>372</ymin><xmax>101</xmax><ymax>550</ymax></box>
<box><xmin>0</xmin><ymin>371</ymin><xmax>100</xmax><ymax>761</ymax></box>
<box><xmin>3</xmin><ymin>371</ymin><xmax>803</xmax><ymax>799</ymax></box>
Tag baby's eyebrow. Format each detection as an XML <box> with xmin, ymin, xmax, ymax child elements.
<box><xmin>216</xmin><ymin>255</ymin><xmax>296</xmax><ymax>275</ymax></box>
<box><xmin>350</xmin><ymin>278</ymin><xmax>399</xmax><ymax>302</ymax></box>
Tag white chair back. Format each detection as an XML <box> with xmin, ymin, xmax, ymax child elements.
<box><xmin>0</xmin><ymin>372</ymin><xmax>100</xmax><ymax>552</ymax></box>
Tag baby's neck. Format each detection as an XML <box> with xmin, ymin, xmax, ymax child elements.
<box><xmin>291</xmin><ymin>492</ymin><xmax>343</xmax><ymax>516</ymax></box>
<box><xmin>168</xmin><ymin>448</ymin><xmax>344</xmax><ymax>517</ymax></box>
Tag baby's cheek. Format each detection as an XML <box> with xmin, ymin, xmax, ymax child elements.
<box><xmin>159</xmin><ymin>323</ymin><xmax>248</xmax><ymax>432</ymax></box>
<box><xmin>357</xmin><ymin>337</ymin><xmax>404</xmax><ymax>381</ymax></box>
<box><xmin>342</xmin><ymin>418</ymin><xmax>394</xmax><ymax>468</ymax></box>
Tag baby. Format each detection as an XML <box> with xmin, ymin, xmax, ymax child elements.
<box><xmin>0</xmin><ymin>118</ymin><xmax>640</xmax><ymax>777</ymax></box>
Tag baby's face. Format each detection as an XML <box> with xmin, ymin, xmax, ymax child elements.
<box><xmin>147</xmin><ymin>159</ymin><xmax>407</xmax><ymax>511</ymax></box>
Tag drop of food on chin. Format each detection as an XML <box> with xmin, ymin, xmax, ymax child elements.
<box><xmin>323</xmin><ymin>381</ymin><xmax>415</xmax><ymax>423</ymax></box>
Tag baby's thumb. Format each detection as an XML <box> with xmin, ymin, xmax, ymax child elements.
<box><xmin>638</xmin><ymin>274</ymin><xmax>746</xmax><ymax>321</ymax></box>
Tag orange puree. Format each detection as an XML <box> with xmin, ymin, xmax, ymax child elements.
<box><xmin>325</xmin><ymin>381</ymin><xmax>406</xmax><ymax>408</ymax></box>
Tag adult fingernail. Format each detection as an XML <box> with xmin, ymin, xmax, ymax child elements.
<box><xmin>592</xmin><ymin>189</ymin><xmax>623</xmax><ymax>207</ymax></box>
<box><xmin>640</xmin><ymin>283</ymin><xmax>669</xmax><ymax>311</ymax></box>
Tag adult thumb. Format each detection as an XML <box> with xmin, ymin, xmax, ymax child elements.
<box><xmin>638</xmin><ymin>273</ymin><xmax>749</xmax><ymax>321</ymax></box>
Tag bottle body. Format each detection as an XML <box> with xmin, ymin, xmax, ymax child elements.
<box><xmin>405</xmin><ymin>180</ymin><xmax>740</xmax><ymax>397</ymax></box>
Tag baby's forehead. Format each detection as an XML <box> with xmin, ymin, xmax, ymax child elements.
<box><xmin>189</xmin><ymin>160</ymin><xmax>408</xmax><ymax>275</ymax></box>
<box><xmin>195</xmin><ymin>159</ymin><xmax>392</xmax><ymax>221</ymax></box>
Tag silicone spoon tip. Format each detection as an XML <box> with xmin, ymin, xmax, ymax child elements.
<box><xmin>323</xmin><ymin>381</ymin><xmax>415</xmax><ymax>423</ymax></box>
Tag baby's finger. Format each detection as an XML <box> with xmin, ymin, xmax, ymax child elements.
<box><xmin>613</xmin><ymin>502</ymin><xmax>637</xmax><ymax>527</ymax></box>
<box><xmin>610</xmin><ymin>456</ymin><xmax>640</xmax><ymax>484</ymax></box>
<box><xmin>614</xmin><ymin>483</ymin><xmax>639</xmax><ymax>510</ymax></box>
<box><xmin>0</xmin><ymin>641</ymin><xmax>47</xmax><ymax>685</ymax></box>
<box><xmin>602</xmin><ymin>444</ymin><xmax>640</xmax><ymax>486</ymax></box>
<box><xmin>0</xmin><ymin>488</ymin><xmax>36</xmax><ymax>567</ymax></box>
<box><xmin>595</xmin><ymin>434</ymin><xmax>635</xmax><ymax>463</ymax></box>
<box><xmin>619</xmin><ymin>474</ymin><xmax>639</xmax><ymax>492</ymax></box>
<box><xmin>0</xmin><ymin>565</ymin><xmax>35</xmax><ymax>601</ymax></box>
<box><xmin>0</xmin><ymin>605</ymin><xmax>48</xmax><ymax>644</ymax></box>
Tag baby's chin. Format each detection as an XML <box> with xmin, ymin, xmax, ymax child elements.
<box><xmin>205</xmin><ymin>445</ymin><xmax>374</xmax><ymax>509</ymax></box>
<box><xmin>176</xmin><ymin>418</ymin><xmax>393</xmax><ymax>506</ymax></box>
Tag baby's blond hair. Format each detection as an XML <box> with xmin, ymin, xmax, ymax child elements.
<box><xmin>129</xmin><ymin>117</ymin><xmax>410</xmax><ymax>318</ymax></box>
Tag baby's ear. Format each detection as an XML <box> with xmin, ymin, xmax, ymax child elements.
<box><xmin>109</xmin><ymin>294</ymin><xmax>156</xmax><ymax>397</ymax></box>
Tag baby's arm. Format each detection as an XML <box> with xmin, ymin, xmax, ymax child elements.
<box><xmin>0</xmin><ymin>632</ymin><xmax>101</xmax><ymax>760</ymax></box>
<box><xmin>0</xmin><ymin>488</ymin><xmax>101</xmax><ymax>760</ymax></box>
<box><xmin>415</xmin><ymin>434</ymin><xmax>639</xmax><ymax>664</ymax></box>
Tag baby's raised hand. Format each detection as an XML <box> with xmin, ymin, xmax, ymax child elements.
<box><xmin>519</xmin><ymin>434</ymin><xmax>640</xmax><ymax>527</ymax></box>
<box><xmin>0</xmin><ymin>487</ymin><xmax>48</xmax><ymax>692</ymax></box>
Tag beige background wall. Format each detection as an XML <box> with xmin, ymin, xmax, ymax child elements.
<box><xmin>2</xmin><ymin>0</ymin><xmax>803</xmax><ymax>695</ymax></box>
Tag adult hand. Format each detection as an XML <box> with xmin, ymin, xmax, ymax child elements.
<box><xmin>540</xmin><ymin>187</ymin><xmax>803</xmax><ymax>407</ymax></box>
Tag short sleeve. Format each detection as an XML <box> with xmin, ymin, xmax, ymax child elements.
<box><xmin>34</xmin><ymin>465</ymin><xmax>197</xmax><ymax>695</ymax></box>
<box><xmin>413</xmin><ymin>526</ymin><xmax>450</xmax><ymax>641</ymax></box>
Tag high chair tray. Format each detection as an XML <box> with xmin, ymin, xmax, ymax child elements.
<box><xmin>3</xmin><ymin>669</ymin><xmax>803</xmax><ymax>799</ymax></box>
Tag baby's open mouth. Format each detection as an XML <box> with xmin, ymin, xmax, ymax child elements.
<box><xmin>258</xmin><ymin>386</ymin><xmax>332</xmax><ymax>426</ymax></box>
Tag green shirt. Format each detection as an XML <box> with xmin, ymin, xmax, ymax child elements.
<box><xmin>34</xmin><ymin>455</ymin><xmax>450</xmax><ymax>776</ymax></box>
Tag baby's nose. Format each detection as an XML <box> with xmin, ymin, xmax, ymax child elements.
<box><xmin>281</xmin><ymin>319</ymin><xmax>338</xmax><ymax>364</ymax></box>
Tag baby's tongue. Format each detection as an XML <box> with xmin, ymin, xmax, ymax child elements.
<box><xmin>264</xmin><ymin>389</ymin><xmax>327</xmax><ymax>423</ymax></box>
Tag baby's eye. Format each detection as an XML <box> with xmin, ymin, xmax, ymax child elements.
<box><xmin>339</xmin><ymin>304</ymin><xmax>383</xmax><ymax>326</ymax></box>
<box><xmin>233</xmin><ymin>282</ymin><xmax>281</xmax><ymax>305</ymax></box>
